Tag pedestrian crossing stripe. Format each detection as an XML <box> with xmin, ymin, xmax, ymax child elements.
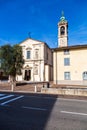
<box><xmin>1</xmin><ymin>95</ymin><xmax>24</xmax><ymax>106</ymax></box>
<box><xmin>0</xmin><ymin>93</ymin><xmax>24</xmax><ymax>106</ymax></box>
<box><xmin>0</xmin><ymin>94</ymin><xmax>5</xmax><ymax>97</ymax></box>
<box><xmin>0</xmin><ymin>95</ymin><xmax>14</xmax><ymax>100</ymax></box>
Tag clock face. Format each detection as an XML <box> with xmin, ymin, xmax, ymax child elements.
<box><xmin>61</xmin><ymin>39</ymin><xmax>64</xmax><ymax>45</ymax></box>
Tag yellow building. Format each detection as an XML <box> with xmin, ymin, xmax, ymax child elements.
<box><xmin>53</xmin><ymin>12</ymin><xmax>87</xmax><ymax>85</ymax></box>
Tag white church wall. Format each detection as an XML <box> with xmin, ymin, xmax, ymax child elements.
<box><xmin>18</xmin><ymin>38</ymin><xmax>53</xmax><ymax>82</ymax></box>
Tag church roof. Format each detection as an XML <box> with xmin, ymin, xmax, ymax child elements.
<box><xmin>52</xmin><ymin>44</ymin><xmax>87</xmax><ymax>51</ymax></box>
<box><xmin>19</xmin><ymin>37</ymin><xmax>44</xmax><ymax>44</ymax></box>
<box><xmin>19</xmin><ymin>37</ymin><xmax>51</xmax><ymax>49</ymax></box>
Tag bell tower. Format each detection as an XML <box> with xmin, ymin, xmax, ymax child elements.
<box><xmin>58</xmin><ymin>11</ymin><xmax>68</xmax><ymax>47</ymax></box>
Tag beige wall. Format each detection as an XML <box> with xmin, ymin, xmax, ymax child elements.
<box><xmin>53</xmin><ymin>48</ymin><xmax>87</xmax><ymax>85</ymax></box>
<box><xmin>44</xmin><ymin>44</ymin><xmax>53</xmax><ymax>66</ymax></box>
<box><xmin>44</xmin><ymin>44</ymin><xmax>53</xmax><ymax>81</ymax></box>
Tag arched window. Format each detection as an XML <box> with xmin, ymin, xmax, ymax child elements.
<box><xmin>83</xmin><ymin>72</ymin><xmax>87</xmax><ymax>80</ymax></box>
<box><xmin>60</xmin><ymin>26</ymin><xmax>65</xmax><ymax>35</ymax></box>
<box><xmin>26</xmin><ymin>50</ymin><xmax>31</xmax><ymax>59</ymax></box>
<box><xmin>26</xmin><ymin>47</ymin><xmax>32</xmax><ymax>59</ymax></box>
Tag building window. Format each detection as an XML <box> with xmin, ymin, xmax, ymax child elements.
<box><xmin>83</xmin><ymin>72</ymin><xmax>87</xmax><ymax>80</ymax></box>
<box><xmin>60</xmin><ymin>26</ymin><xmax>65</xmax><ymax>35</ymax></box>
<box><xmin>64</xmin><ymin>72</ymin><xmax>70</xmax><ymax>80</ymax></box>
<box><xmin>26</xmin><ymin>50</ymin><xmax>31</xmax><ymax>59</ymax></box>
<box><xmin>64</xmin><ymin>58</ymin><xmax>70</xmax><ymax>66</ymax></box>
<box><xmin>64</xmin><ymin>49</ymin><xmax>70</xmax><ymax>55</ymax></box>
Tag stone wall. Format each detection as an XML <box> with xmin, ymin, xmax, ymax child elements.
<box><xmin>41</xmin><ymin>88</ymin><xmax>87</xmax><ymax>96</ymax></box>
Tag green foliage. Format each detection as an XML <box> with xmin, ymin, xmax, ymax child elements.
<box><xmin>0</xmin><ymin>44</ymin><xmax>24</xmax><ymax>77</ymax></box>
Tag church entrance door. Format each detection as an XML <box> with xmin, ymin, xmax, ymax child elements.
<box><xmin>24</xmin><ymin>70</ymin><xmax>31</xmax><ymax>81</ymax></box>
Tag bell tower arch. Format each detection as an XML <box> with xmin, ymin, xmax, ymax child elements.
<box><xmin>58</xmin><ymin>11</ymin><xmax>68</xmax><ymax>47</ymax></box>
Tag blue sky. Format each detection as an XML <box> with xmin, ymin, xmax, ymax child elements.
<box><xmin>0</xmin><ymin>0</ymin><xmax>87</xmax><ymax>48</ymax></box>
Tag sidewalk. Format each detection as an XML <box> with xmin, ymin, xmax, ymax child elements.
<box><xmin>0</xmin><ymin>81</ymin><xmax>42</xmax><ymax>93</ymax></box>
<box><xmin>1</xmin><ymin>81</ymin><xmax>87</xmax><ymax>96</ymax></box>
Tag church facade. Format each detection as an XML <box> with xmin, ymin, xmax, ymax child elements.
<box><xmin>17</xmin><ymin>38</ymin><xmax>53</xmax><ymax>82</ymax></box>
<box><xmin>53</xmin><ymin>12</ymin><xmax>87</xmax><ymax>85</ymax></box>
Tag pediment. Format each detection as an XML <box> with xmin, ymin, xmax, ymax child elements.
<box><xmin>20</xmin><ymin>38</ymin><xmax>44</xmax><ymax>46</ymax></box>
<box><xmin>24</xmin><ymin>65</ymin><xmax>32</xmax><ymax>69</ymax></box>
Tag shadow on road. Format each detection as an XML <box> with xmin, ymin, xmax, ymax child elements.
<box><xmin>0</xmin><ymin>92</ymin><xmax>58</xmax><ymax>130</ymax></box>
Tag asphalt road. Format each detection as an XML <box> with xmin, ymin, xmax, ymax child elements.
<box><xmin>0</xmin><ymin>92</ymin><xmax>87</xmax><ymax>130</ymax></box>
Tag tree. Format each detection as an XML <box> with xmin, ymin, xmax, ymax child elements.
<box><xmin>0</xmin><ymin>44</ymin><xmax>24</xmax><ymax>90</ymax></box>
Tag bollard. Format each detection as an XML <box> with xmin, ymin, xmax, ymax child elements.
<box><xmin>43</xmin><ymin>84</ymin><xmax>44</xmax><ymax>88</ymax></box>
<box><xmin>12</xmin><ymin>84</ymin><xmax>14</xmax><ymax>92</ymax></box>
<box><xmin>35</xmin><ymin>85</ymin><xmax>37</xmax><ymax>92</ymax></box>
<box><xmin>47</xmin><ymin>82</ymin><xmax>49</xmax><ymax>88</ymax></box>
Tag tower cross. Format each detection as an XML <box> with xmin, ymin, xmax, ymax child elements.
<box><xmin>61</xmin><ymin>11</ymin><xmax>64</xmax><ymax>17</ymax></box>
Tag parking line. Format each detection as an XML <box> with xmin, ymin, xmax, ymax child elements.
<box><xmin>0</xmin><ymin>94</ymin><xmax>5</xmax><ymax>97</ymax></box>
<box><xmin>1</xmin><ymin>95</ymin><xmax>24</xmax><ymax>106</ymax></box>
<box><xmin>61</xmin><ymin>111</ymin><xmax>87</xmax><ymax>116</ymax></box>
<box><xmin>0</xmin><ymin>95</ymin><xmax>14</xmax><ymax>100</ymax></box>
<box><xmin>22</xmin><ymin>106</ymin><xmax>47</xmax><ymax>111</ymax></box>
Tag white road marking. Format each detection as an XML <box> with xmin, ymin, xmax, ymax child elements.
<box><xmin>0</xmin><ymin>94</ymin><xmax>5</xmax><ymax>97</ymax></box>
<box><xmin>22</xmin><ymin>106</ymin><xmax>47</xmax><ymax>111</ymax></box>
<box><xmin>0</xmin><ymin>95</ymin><xmax>14</xmax><ymax>100</ymax></box>
<box><xmin>1</xmin><ymin>95</ymin><xmax>24</xmax><ymax>106</ymax></box>
<box><xmin>61</xmin><ymin>111</ymin><xmax>87</xmax><ymax>116</ymax></box>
